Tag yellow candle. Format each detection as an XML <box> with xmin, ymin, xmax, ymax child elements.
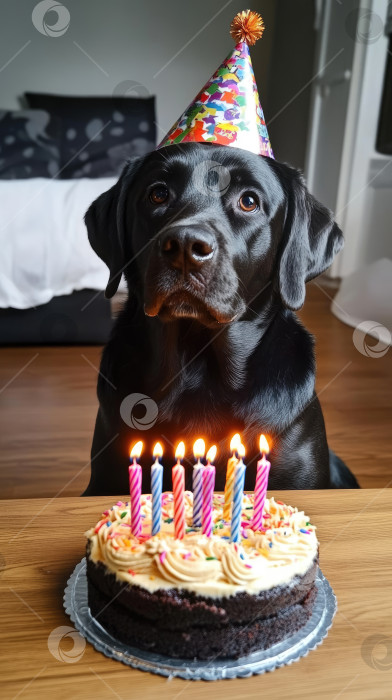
<box><xmin>223</xmin><ymin>433</ymin><xmax>241</xmax><ymax>520</ymax></box>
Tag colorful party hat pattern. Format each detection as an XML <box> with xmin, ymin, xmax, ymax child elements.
<box><xmin>158</xmin><ymin>10</ymin><xmax>274</xmax><ymax>158</ymax></box>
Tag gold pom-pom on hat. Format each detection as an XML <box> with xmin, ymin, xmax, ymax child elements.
<box><xmin>230</xmin><ymin>9</ymin><xmax>265</xmax><ymax>46</ymax></box>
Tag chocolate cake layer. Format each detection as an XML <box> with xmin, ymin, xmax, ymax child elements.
<box><xmin>86</xmin><ymin>546</ymin><xmax>318</xmax><ymax>630</ymax></box>
<box><xmin>88</xmin><ymin>575</ymin><xmax>317</xmax><ymax>659</ymax></box>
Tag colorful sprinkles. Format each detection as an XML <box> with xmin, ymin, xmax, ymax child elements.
<box><xmin>90</xmin><ymin>494</ymin><xmax>317</xmax><ymax>587</ymax></box>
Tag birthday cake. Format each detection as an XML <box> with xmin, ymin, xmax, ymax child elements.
<box><xmin>85</xmin><ymin>492</ymin><xmax>319</xmax><ymax>660</ymax></box>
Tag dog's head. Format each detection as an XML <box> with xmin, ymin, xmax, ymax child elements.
<box><xmin>86</xmin><ymin>143</ymin><xmax>343</xmax><ymax>326</ymax></box>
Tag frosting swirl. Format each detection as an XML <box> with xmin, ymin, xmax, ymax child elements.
<box><xmin>86</xmin><ymin>493</ymin><xmax>318</xmax><ymax>597</ymax></box>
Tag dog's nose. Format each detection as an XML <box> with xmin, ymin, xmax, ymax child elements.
<box><xmin>161</xmin><ymin>229</ymin><xmax>215</xmax><ymax>271</ymax></box>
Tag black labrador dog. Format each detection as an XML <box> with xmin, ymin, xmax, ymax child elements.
<box><xmin>83</xmin><ymin>143</ymin><xmax>358</xmax><ymax>495</ymax></box>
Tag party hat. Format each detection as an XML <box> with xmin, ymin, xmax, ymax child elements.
<box><xmin>158</xmin><ymin>10</ymin><xmax>274</xmax><ymax>158</ymax></box>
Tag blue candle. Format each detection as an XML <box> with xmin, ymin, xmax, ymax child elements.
<box><xmin>151</xmin><ymin>442</ymin><xmax>163</xmax><ymax>536</ymax></box>
<box><xmin>230</xmin><ymin>444</ymin><xmax>246</xmax><ymax>543</ymax></box>
<box><xmin>192</xmin><ymin>438</ymin><xmax>205</xmax><ymax>527</ymax></box>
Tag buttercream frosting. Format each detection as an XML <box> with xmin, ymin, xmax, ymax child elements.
<box><xmin>86</xmin><ymin>493</ymin><xmax>318</xmax><ymax>598</ymax></box>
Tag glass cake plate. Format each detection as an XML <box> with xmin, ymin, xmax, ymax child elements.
<box><xmin>64</xmin><ymin>557</ymin><xmax>337</xmax><ymax>681</ymax></box>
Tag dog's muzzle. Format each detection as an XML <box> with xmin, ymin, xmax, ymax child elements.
<box><xmin>143</xmin><ymin>224</ymin><xmax>241</xmax><ymax>325</ymax></box>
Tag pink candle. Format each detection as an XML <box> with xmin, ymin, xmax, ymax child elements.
<box><xmin>192</xmin><ymin>438</ymin><xmax>205</xmax><ymax>527</ymax></box>
<box><xmin>172</xmin><ymin>442</ymin><xmax>185</xmax><ymax>539</ymax></box>
<box><xmin>129</xmin><ymin>441</ymin><xmax>143</xmax><ymax>537</ymax></box>
<box><xmin>202</xmin><ymin>446</ymin><xmax>217</xmax><ymax>537</ymax></box>
<box><xmin>251</xmin><ymin>435</ymin><xmax>271</xmax><ymax>531</ymax></box>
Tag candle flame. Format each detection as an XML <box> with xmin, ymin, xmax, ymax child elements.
<box><xmin>206</xmin><ymin>445</ymin><xmax>217</xmax><ymax>463</ymax></box>
<box><xmin>153</xmin><ymin>442</ymin><xmax>163</xmax><ymax>459</ymax></box>
<box><xmin>193</xmin><ymin>438</ymin><xmax>205</xmax><ymax>459</ymax></box>
<box><xmin>238</xmin><ymin>443</ymin><xmax>246</xmax><ymax>459</ymax></box>
<box><xmin>259</xmin><ymin>434</ymin><xmax>270</xmax><ymax>454</ymax></box>
<box><xmin>130</xmin><ymin>441</ymin><xmax>143</xmax><ymax>459</ymax></box>
<box><xmin>230</xmin><ymin>433</ymin><xmax>241</xmax><ymax>453</ymax></box>
<box><xmin>175</xmin><ymin>441</ymin><xmax>185</xmax><ymax>460</ymax></box>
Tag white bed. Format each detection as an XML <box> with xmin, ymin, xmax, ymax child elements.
<box><xmin>0</xmin><ymin>177</ymin><xmax>117</xmax><ymax>310</ymax></box>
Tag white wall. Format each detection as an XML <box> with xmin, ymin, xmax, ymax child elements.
<box><xmin>0</xmin><ymin>0</ymin><xmax>276</xmax><ymax>142</ymax></box>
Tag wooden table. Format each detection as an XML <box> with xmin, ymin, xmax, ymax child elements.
<box><xmin>1</xmin><ymin>490</ymin><xmax>391</xmax><ymax>699</ymax></box>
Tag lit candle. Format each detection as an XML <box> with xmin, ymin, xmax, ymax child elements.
<box><xmin>202</xmin><ymin>445</ymin><xmax>217</xmax><ymax>537</ymax></box>
<box><xmin>251</xmin><ymin>435</ymin><xmax>271</xmax><ymax>531</ymax></box>
<box><xmin>151</xmin><ymin>442</ymin><xmax>163</xmax><ymax>536</ymax></box>
<box><xmin>223</xmin><ymin>433</ymin><xmax>241</xmax><ymax>521</ymax></box>
<box><xmin>192</xmin><ymin>438</ymin><xmax>205</xmax><ymax>527</ymax></box>
<box><xmin>172</xmin><ymin>442</ymin><xmax>185</xmax><ymax>539</ymax></box>
<box><xmin>230</xmin><ymin>443</ymin><xmax>246</xmax><ymax>543</ymax></box>
<box><xmin>129</xmin><ymin>441</ymin><xmax>143</xmax><ymax>537</ymax></box>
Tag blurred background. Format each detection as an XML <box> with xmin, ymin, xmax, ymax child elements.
<box><xmin>0</xmin><ymin>0</ymin><xmax>391</xmax><ymax>497</ymax></box>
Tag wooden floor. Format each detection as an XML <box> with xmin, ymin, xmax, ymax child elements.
<box><xmin>0</xmin><ymin>282</ymin><xmax>391</xmax><ymax>499</ymax></box>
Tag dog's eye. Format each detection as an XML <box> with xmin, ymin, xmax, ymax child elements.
<box><xmin>150</xmin><ymin>185</ymin><xmax>169</xmax><ymax>204</ymax></box>
<box><xmin>239</xmin><ymin>192</ymin><xmax>259</xmax><ymax>212</ymax></box>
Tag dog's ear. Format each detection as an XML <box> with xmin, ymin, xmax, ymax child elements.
<box><xmin>277</xmin><ymin>169</ymin><xmax>343</xmax><ymax>310</ymax></box>
<box><xmin>85</xmin><ymin>156</ymin><xmax>147</xmax><ymax>298</ymax></box>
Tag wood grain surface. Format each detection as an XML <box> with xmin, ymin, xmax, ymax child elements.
<box><xmin>1</xmin><ymin>490</ymin><xmax>391</xmax><ymax>699</ymax></box>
